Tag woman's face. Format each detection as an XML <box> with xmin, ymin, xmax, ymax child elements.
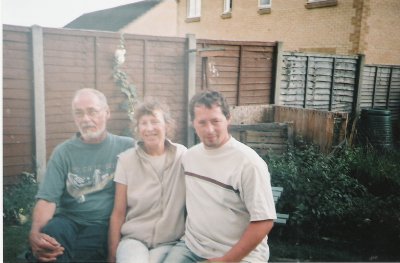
<box><xmin>138</xmin><ymin>110</ymin><xmax>166</xmax><ymax>150</ymax></box>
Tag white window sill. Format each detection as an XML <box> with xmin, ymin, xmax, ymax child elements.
<box><xmin>305</xmin><ymin>0</ymin><xmax>338</xmax><ymax>9</ymax></box>
<box><xmin>221</xmin><ymin>12</ymin><xmax>232</xmax><ymax>19</ymax></box>
<box><xmin>258</xmin><ymin>8</ymin><xmax>271</xmax><ymax>15</ymax></box>
<box><xmin>185</xmin><ymin>17</ymin><xmax>201</xmax><ymax>23</ymax></box>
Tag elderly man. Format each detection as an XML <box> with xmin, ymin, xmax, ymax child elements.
<box><xmin>27</xmin><ymin>88</ymin><xmax>134</xmax><ymax>262</ymax></box>
<box><xmin>165</xmin><ymin>90</ymin><xmax>276</xmax><ymax>263</ymax></box>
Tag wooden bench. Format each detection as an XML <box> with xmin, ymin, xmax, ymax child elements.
<box><xmin>272</xmin><ymin>186</ymin><xmax>290</xmax><ymax>224</ymax></box>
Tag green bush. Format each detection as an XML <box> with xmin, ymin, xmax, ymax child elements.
<box><xmin>267</xmin><ymin>142</ymin><xmax>400</xmax><ymax>260</ymax></box>
<box><xmin>3</xmin><ymin>172</ymin><xmax>38</xmax><ymax>225</ymax></box>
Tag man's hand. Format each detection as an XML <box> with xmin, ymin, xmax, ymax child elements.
<box><xmin>29</xmin><ymin>231</ymin><xmax>64</xmax><ymax>262</ymax></box>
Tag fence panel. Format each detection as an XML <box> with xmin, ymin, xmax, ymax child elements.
<box><xmin>3</xmin><ymin>27</ymin><xmax>35</xmax><ymax>184</ymax></box>
<box><xmin>196</xmin><ymin>39</ymin><xmax>276</xmax><ymax>106</ymax></box>
<box><xmin>280</xmin><ymin>52</ymin><xmax>358</xmax><ymax>113</ymax></box>
<box><xmin>272</xmin><ymin>106</ymin><xmax>348</xmax><ymax>153</ymax></box>
<box><xmin>361</xmin><ymin>65</ymin><xmax>400</xmax><ymax>122</ymax></box>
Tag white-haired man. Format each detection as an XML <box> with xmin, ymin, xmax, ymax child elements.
<box><xmin>27</xmin><ymin>88</ymin><xmax>134</xmax><ymax>262</ymax></box>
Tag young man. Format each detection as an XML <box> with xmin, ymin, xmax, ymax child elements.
<box><xmin>165</xmin><ymin>90</ymin><xmax>277</xmax><ymax>262</ymax></box>
<box><xmin>27</xmin><ymin>88</ymin><xmax>134</xmax><ymax>262</ymax></box>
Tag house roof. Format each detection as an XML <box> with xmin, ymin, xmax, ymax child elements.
<box><xmin>64</xmin><ymin>0</ymin><xmax>161</xmax><ymax>31</ymax></box>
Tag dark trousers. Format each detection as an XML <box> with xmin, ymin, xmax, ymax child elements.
<box><xmin>28</xmin><ymin>214</ymin><xmax>108</xmax><ymax>262</ymax></box>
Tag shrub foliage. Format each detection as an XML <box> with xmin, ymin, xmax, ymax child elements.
<box><xmin>3</xmin><ymin>172</ymin><xmax>38</xmax><ymax>225</ymax></box>
<box><xmin>267</xmin><ymin>142</ymin><xmax>400</xmax><ymax>259</ymax></box>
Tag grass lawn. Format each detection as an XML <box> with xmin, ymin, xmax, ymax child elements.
<box><xmin>3</xmin><ymin>223</ymin><xmax>31</xmax><ymax>263</ymax></box>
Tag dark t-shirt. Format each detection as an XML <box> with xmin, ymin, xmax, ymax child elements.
<box><xmin>36</xmin><ymin>133</ymin><xmax>134</xmax><ymax>225</ymax></box>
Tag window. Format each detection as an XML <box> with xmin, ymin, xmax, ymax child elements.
<box><xmin>187</xmin><ymin>0</ymin><xmax>201</xmax><ymax>18</ymax></box>
<box><xmin>258</xmin><ymin>0</ymin><xmax>271</xmax><ymax>14</ymax></box>
<box><xmin>224</xmin><ymin>0</ymin><xmax>232</xmax><ymax>14</ymax></box>
<box><xmin>259</xmin><ymin>0</ymin><xmax>271</xmax><ymax>9</ymax></box>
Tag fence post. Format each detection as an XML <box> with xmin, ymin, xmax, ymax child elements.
<box><xmin>32</xmin><ymin>25</ymin><xmax>46</xmax><ymax>182</ymax></box>
<box><xmin>352</xmin><ymin>54</ymin><xmax>365</xmax><ymax>116</ymax></box>
<box><xmin>303</xmin><ymin>56</ymin><xmax>309</xmax><ymax>108</ymax></box>
<box><xmin>348</xmin><ymin>54</ymin><xmax>365</xmax><ymax>146</ymax></box>
<box><xmin>186</xmin><ymin>34</ymin><xmax>197</xmax><ymax>147</ymax></box>
<box><xmin>272</xmin><ymin>41</ymin><xmax>283</xmax><ymax>105</ymax></box>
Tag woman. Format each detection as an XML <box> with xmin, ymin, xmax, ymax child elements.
<box><xmin>108</xmin><ymin>100</ymin><xmax>186</xmax><ymax>263</ymax></box>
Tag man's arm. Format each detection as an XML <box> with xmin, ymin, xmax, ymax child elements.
<box><xmin>108</xmin><ymin>183</ymin><xmax>128</xmax><ymax>263</ymax></box>
<box><xmin>208</xmin><ymin>220</ymin><xmax>274</xmax><ymax>262</ymax></box>
<box><xmin>29</xmin><ymin>199</ymin><xmax>64</xmax><ymax>262</ymax></box>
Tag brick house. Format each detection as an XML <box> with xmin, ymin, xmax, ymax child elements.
<box><xmin>176</xmin><ymin>0</ymin><xmax>400</xmax><ymax>65</ymax></box>
<box><xmin>64</xmin><ymin>0</ymin><xmax>399</xmax><ymax>65</ymax></box>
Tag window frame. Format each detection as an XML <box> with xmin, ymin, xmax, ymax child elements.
<box><xmin>187</xmin><ymin>0</ymin><xmax>201</xmax><ymax>19</ymax></box>
<box><xmin>258</xmin><ymin>0</ymin><xmax>271</xmax><ymax>9</ymax></box>
<box><xmin>223</xmin><ymin>0</ymin><xmax>232</xmax><ymax>14</ymax></box>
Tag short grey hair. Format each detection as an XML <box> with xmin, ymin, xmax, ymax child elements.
<box><xmin>72</xmin><ymin>88</ymin><xmax>108</xmax><ymax>109</ymax></box>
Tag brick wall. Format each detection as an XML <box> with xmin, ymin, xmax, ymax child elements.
<box><xmin>361</xmin><ymin>0</ymin><xmax>400</xmax><ymax>65</ymax></box>
<box><xmin>176</xmin><ymin>0</ymin><xmax>400</xmax><ymax>65</ymax></box>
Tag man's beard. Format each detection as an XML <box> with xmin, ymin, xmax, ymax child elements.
<box><xmin>80</xmin><ymin>127</ymin><xmax>106</xmax><ymax>142</ymax></box>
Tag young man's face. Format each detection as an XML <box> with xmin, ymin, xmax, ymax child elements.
<box><xmin>72</xmin><ymin>92</ymin><xmax>110</xmax><ymax>144</ymax></box>
<box><xmin>192</xmin><ymin>104</ymin><xmax>230</xmax><ymax>149</ymax></box>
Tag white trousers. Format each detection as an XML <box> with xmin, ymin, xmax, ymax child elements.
<box><xmin>116</xmin><ymin>239</ymin><xmax>173</xmax><ymax>263</ymax></box>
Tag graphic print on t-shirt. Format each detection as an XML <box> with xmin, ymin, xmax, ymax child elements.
<box><xmin>66</xmin><ymin>168</ymin><xmax>114</xmax><ymax>203</ymax></box>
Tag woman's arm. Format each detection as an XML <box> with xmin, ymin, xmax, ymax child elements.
<box><xmin>108</xmin><ymin>183</ymin><xmax>128</xmax><ymax>263</ymax></box>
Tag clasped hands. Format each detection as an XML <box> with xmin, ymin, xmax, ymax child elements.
<box><xmin>29</xmin><ymin>232</ymin><xmax>64</xmax><ymax>262</ymax></box>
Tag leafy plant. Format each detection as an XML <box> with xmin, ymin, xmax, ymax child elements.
<box><xmin>3</xmin><ymin>172</ymin><xmax>38</xmax><ymax>225</ymax></box>
<box><xmin>267</xmin><ymin>141</ymin><xmax>400</xmax><ymax>260</ymax></box>
<box><xmin>113</xmin><ymin>34</ymin><xmax>138</xmax><ymax>121</ymax></box>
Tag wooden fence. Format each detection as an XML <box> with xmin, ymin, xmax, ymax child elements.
<box><xmin>195</xmin><ymin>39</ymin><xmax>278</xmax><ymax>106</ymax></box>
<box><xmin>360</xmin><ymin>65</ymin><xmax>400</xmax><ymax>121</ymax></box>
<box><xmin>2</xmin><ymin>25</ymin><xmax>279</xmax><ymax>184</ymax></box>
<box><xmin>271</xmin><ymin>106</ymin><xmax>348</xmax><ymax>153</ymax></box>
<box><xmin>279</xmin><ymin>52</ymin><xmax>359</xmax><ymax>112</ymax></box>
<box><xmin>3</xmin><ymin>25</ymin><xmax>400</xmax><ymax>183</ymax></box>
<box><xmin>3</xmin><ymin>25</ymin><xmax>191</xmax><ymax>183</ymax></box>
<box><xmin>279</xmin><ymin>53</ymin><xmax>400</xmax><ymax>123</ymax></box>
<box><xmin>229</xmin><ymin>105</ymin><xmax>347</xmax><ymax>154</ymax></box>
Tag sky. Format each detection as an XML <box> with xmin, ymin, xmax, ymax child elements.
<box><xmin>2</xmin><ymin>0</ymin><xmax>142</xmax><ymax>28</ymax></box>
